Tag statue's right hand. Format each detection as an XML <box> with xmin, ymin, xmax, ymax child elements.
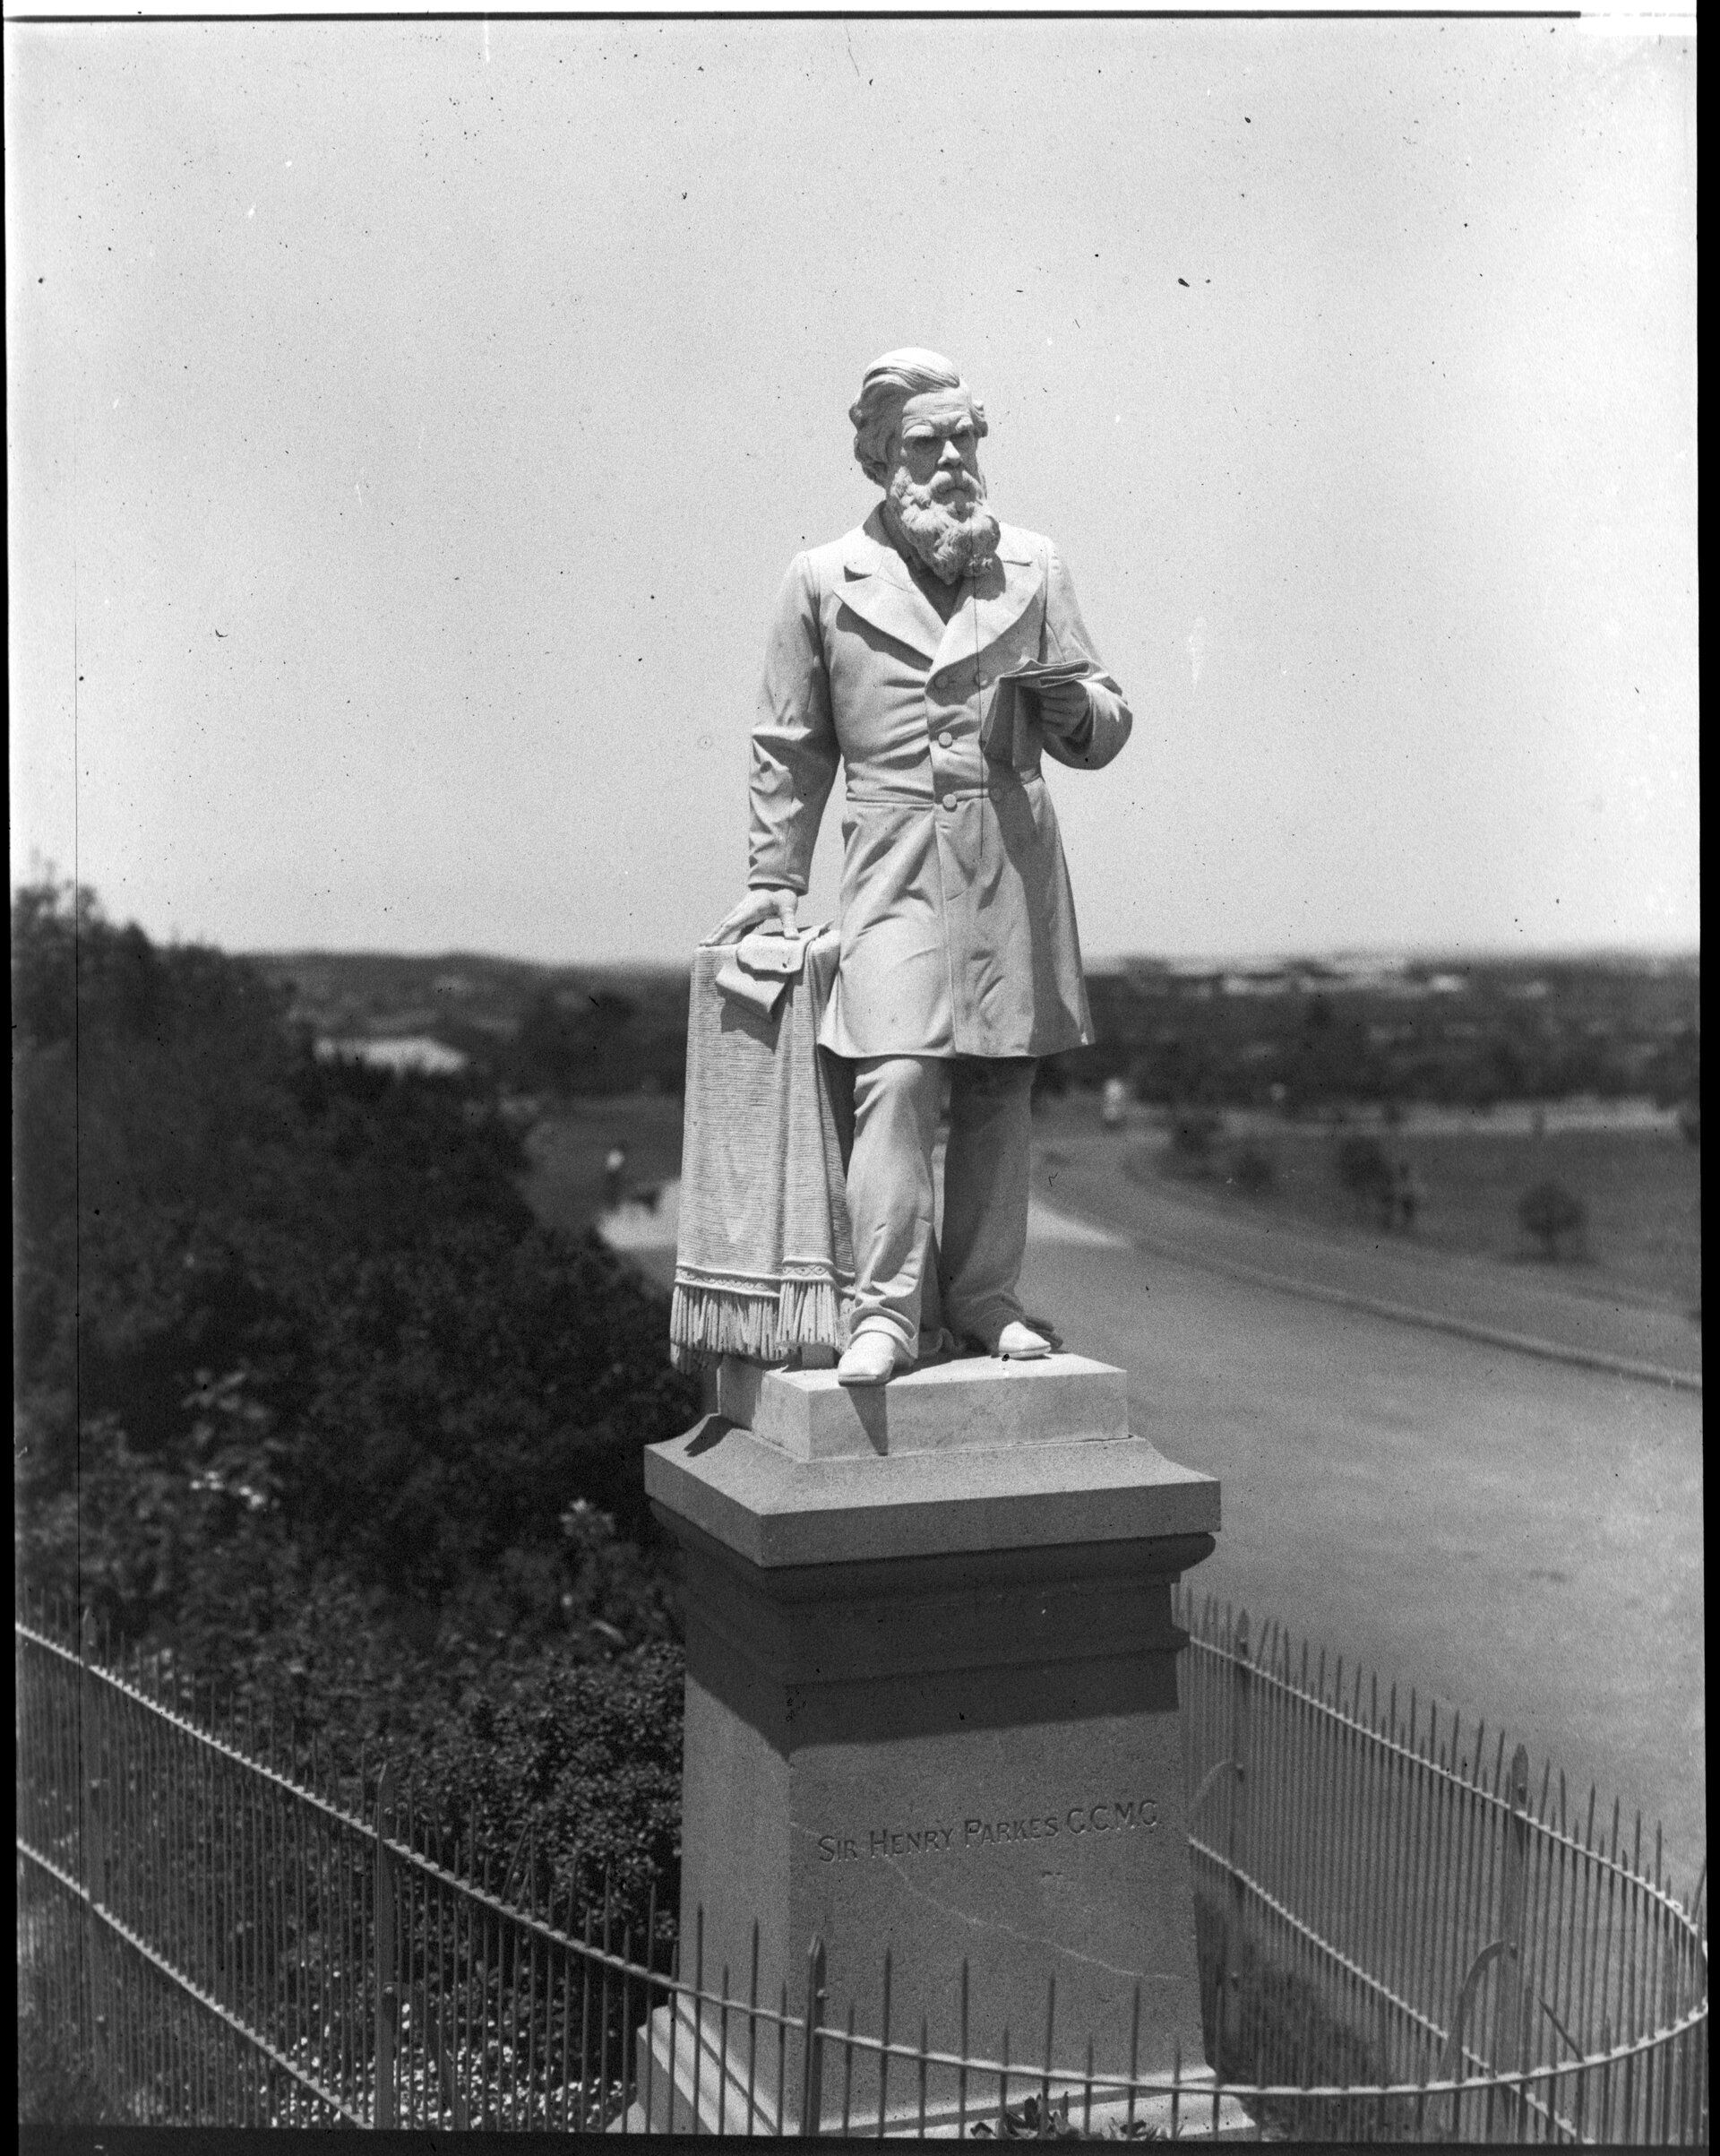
<box><xmin>702</xmin><ymin>885</ymin><xmax>799</xmax><ymax>946</ymax></box>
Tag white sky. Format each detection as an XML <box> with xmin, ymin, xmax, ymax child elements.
<box><xmin>5</xmin><ymin>17</ymin><xmax>1698</xmax><ymax>963</ymax></box>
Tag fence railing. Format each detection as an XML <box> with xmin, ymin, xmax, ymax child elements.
<box><xmin>1179</xmin><ymin>1600</ymin><xmax>1707</xmax><ymax>2143</ymax></box>
<box><xmin>17</xmin><ymin>1593</ymin><xmax>1707</xmax><ymax>2138</ymax></box>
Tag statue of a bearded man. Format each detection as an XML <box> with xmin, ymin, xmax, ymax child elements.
<box><xmin>710</xmin><ymin>349</ymin><xmax>1132</xmax><ymax>1385</ymax></box>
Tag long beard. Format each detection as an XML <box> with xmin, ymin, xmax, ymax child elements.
<box><xmin>886</xmin><ymin>468</ymin><xmax>1000</xmax><ymax>584</ymax></box>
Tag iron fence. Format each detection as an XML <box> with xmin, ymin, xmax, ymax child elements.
<box><xmin>1178</xmin><ymin>1599</ymin><xmax>1708</xmax><ymax>2143</ymax></box>
<box><xmin>17</xmin><ymin>1592</ymin><xmax>1707</xmax><ymax>2137</ymax></box>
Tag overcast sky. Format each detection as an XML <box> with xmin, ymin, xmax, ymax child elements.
<box><xmin>6</xmin><ymin>17</ymin><xmax>1697</xmax><ymax>964</ymax></box>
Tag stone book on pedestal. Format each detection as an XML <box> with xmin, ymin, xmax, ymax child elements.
<box><xmin>638</xmin><ymin>1350</ymin><xmax>1226</xmax><ymax>2134</ymax></box>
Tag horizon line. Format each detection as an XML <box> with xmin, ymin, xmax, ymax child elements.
<box><xmin>233</xmin><ymin>938</ymin><xmax>1703</xmax><ymax>971</ymax></box>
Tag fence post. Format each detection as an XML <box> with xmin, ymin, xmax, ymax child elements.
<box><xmin>1220</xmin><ymin>1611</ymin><xmax>1252</xmax><ymax>2031</ymax></box>
<box><xmin>1491</xmin><ymin>1744</ymin><xmax>1531</xmax><ymax>2129</ymax></box>
<box><xmin>374</xmin><ymin>1764</ymin><xmax>399</xmax><ymax>2130</ymax></box>
<box><xmin>800</xmin><ymin>1936</ymin><xmax>826</xmax><ymax>2136</ymax></box>
<box><xmin>78</xmin><ymin>1610</ymin><xmax>112</xmax><ymax>2113</ymax></box>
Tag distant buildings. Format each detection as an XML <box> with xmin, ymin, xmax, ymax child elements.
<box><xmin>314</xmin><ymin>1035</ymin><xmax>469</xmax><ymax>1077</ymax></box>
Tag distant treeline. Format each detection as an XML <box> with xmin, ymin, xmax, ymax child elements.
<box><xmin>258</xmin><ymin>947</ymin><xmax>1700</xmax><ymax>1112</ymax></box>
<box><xmin>1046</xmin><ymin>962</ymin><xmax>1701</xmax><ymax>1112</ymax></box>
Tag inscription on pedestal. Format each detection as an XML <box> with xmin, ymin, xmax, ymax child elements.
<box><xmin>816</xmin><ymin>1795</ymin><xmax>1160</xmax><ymax>1863</ymax></box>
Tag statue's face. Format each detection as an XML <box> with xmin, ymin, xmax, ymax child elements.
<box><xmin>880</xmin><ymin>384</ymin><xmax>997</xmax><ymax>583</ymax></box>
<box><xmin>887</xmin><ymin>388</ymin><xmax>984</xmax><ymax>504</ymax></box>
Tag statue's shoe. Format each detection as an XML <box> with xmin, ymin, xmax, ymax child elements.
<box><xmin>836</xmin><ymin>1332</ymin><xmax>910</xmax><ymax>1387</ymax></box>
<box><xmin>993</xmin><ymin>1320</ymin><xmax>1053</xmax><ymax>1360</ymax></box>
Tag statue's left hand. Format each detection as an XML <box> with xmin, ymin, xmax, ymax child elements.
<box><xmin>1031</xmin><ymin>676</ymin><xmax>1094</xmax><ymax>737</ymax></box>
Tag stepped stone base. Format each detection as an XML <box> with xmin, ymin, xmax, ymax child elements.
<box><xmin>641</xmin><ymin>1351</ymin><xmax>1226</xmax><ymax>2135</ymax></box>
<box><xmin>715</xmin><ymin>1349</ymin><xmax>1131</xmax><ymax>1459</ymax></box>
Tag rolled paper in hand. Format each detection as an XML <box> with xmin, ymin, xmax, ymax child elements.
<box><xmin>982</xmin><ymin>659</ymin><xmax>1096</xmax><ymax>762</ymax></box>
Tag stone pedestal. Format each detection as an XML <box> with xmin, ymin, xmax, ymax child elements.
<box><xmin>639</xmin><ymin>1352</ymin><xmax>1224</xmax><ymax>2134</ymax></box>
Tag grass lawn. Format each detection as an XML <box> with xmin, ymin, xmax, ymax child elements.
<box><xmin>522</xmin><ymin>1094</ymin><xmax>686</xmax><ymax>1238</ymax></box>
<box><xmin>1159</xmin><ymin>1117</ymin><xmax>1701</xmax><ymax>1315</ymax></box>
<box><xmin>523</xmin><ymin>1091</ymin><xmax>1700</xmax><ymax>1322</ymax></box>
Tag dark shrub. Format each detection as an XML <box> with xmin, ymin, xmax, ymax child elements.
<box><xmin>1518</xmin><ymin>1179</ymin><xmax>1587</xmax><ymax>1261</ymax></box>
<box><xmin>1166</xmin><ymin>1108</ymin><xmax>1224</xmax><ymax>1175</ymax></box>
<box><xmin>1335</xmin><ymin>1134</ymin><xmax>1391</xmax><ymax>1198</ymax></box>
<box><xmin>1335</xmin><ymin>1134</ymin><xmax>1400</xmax><ymax>1229</ymax></box>
<box><xmin>417</xmin><ymin>1637</ymin><xmax>685</xmax><ymax>1947</ymax></box>
<box><xmin>1229</xmin><ymin>1142</ymin><xmax>1277</xmax><ymax>1196</ymax></box>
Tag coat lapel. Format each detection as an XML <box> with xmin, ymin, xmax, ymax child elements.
<box><xmin>833</xmin><ymin>514</ymin><xmax>945</xmax><ymax>663</ymax></box>
<box><xmin>933</xmin><ymin>527</ymin><xmax>1044</xmax><ymax>677</ymax></box>
<box><xmin>834</xmin><ymin>513</ymin><xmax>1045</xmax><ymax>673</ymax></box>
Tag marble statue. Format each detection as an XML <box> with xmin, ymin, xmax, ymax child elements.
<box><xmin>708</xmin><ymin>349</ymin><xmax>1131</xmax><ymax>1385</ymax></box>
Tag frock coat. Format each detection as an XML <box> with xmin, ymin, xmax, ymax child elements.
<box><xmin>746</xmin><ymin>506</ymin><xmax>1132</xmax><ymax>1061</ymax></box>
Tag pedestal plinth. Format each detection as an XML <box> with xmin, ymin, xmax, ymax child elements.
<box><xmin>640</xmin><ymin>1352</ymin><xmax>1223</xmax><ymax>2134</ymax></box>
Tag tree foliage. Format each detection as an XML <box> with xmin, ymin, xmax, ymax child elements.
<box><xmin>13</xmin><ymin>876</ymin><xmax>701</xmax><ymax>1925</ymax></box>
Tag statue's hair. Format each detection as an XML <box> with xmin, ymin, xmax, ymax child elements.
<box><xmin>849</xmin><ymin>348</ymin><xmax>987</xmax><ymax>483</ymax></box>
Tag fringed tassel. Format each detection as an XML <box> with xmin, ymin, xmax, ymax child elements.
<box><xmin>671</xmin><ymin>1282</ymin><xmax>782</xmax><ymax>1361</ymax></box>
<box><xmin>671</xmin><ymin>1275</ymin><xmax>852</xmax><ymax>1372</ymax></box>
<box><xmin>776</xmin><ymin>1274</ymin><xmax>852</xmax><ymax>1351</ymax></box>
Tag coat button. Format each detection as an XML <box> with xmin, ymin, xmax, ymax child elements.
<box><xmin>938</xmin><ymin>730</ymin><xmax>954</xmax><ymax>747</ymax></box>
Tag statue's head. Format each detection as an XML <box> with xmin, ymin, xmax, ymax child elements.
<box><xmin>849</xmin><ymin>349</ymin><xmax>988</xmax><ymax>484</ymax></box>
<box><xmin>850</xmin><ymin>349</ymin><xmax>998</xmax><ymax>584</ymax></box>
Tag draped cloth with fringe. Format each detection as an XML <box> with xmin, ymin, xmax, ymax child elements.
<box><xmin>670</xmin><ymin>929</ymin><xmax>854</xmax><ymax>1374</ymax></box>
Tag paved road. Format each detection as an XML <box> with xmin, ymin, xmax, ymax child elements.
<box><xmin>1019</xmin><ymin>1200</ymin><xmax>1707</xmax><ymax>1893</ymax></box>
